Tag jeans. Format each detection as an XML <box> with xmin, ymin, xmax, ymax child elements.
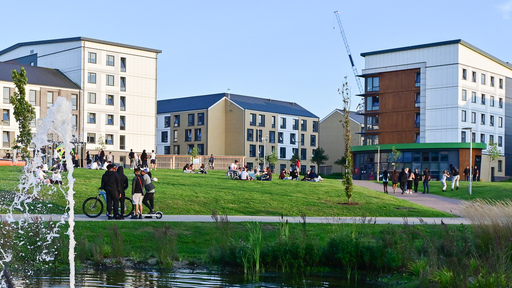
<box><xmin>423</xmin><ymin>181</ymin><xmax>430</xmax><ymax>193</ymax></box>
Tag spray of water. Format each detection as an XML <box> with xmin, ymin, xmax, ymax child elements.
<box><xmin>0</xmin><ymin>97</ymin><xmax>76</xmax><ymax>287</ymax></box>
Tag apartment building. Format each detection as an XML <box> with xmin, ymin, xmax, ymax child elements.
<box><xmin>318</xmin><ymin>109</ymin><xmax>364</xmax><ymax>175</ymax></box>
<box><xmin>0</xmin><ymin>62</ymin><xmax>81</xmax><ymax>156</ymax></box>
<box><xmin>0</xmin><ymin>37</ymin><xmax>161</xmax><ymax>165</ymax></box>
<box><xmin>157</xmin><ymin>93</ymin><xmax>319</xmax><ymax>173</ymax></box>
<box><xmin>352</xmin><ymin>40</ymin><xmax>512</xmax><ymax>181</ymax></box>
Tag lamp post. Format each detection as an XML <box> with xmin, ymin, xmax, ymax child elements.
<box><xmin>462</xmin><ymin>127</ymin><xmax>473</xmax><ymax>195</ymax></box>
<box><xmin>376</xmin><ymin>146</ymin><xmax>380</xmax><ymax>181</ymax></box>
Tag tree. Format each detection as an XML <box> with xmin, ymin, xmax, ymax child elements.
<box><xmin>389</xmin><ymin>146</ymin><xmax>402</xmax><ymax>169</ymax></box>
<box><xmin>95</xmin><ymin>135</ymin><xmax>107</xmax><ymax>151</ymax></box>
<box><xmin>339</xmin><ymin>77</ymin><xmax>353</xmax><ymax>203</ymax></box>
<box><xmin>10</xmin><ymin>68</ymin><xmax>36</xmax><ymax>159</ymax></box>
<box><xmin>335</xmin><ymin>157</ymin><xmax>346</xmax><ymax>172</ymax></box>
<box><xmin>487</xmin><ymin>142</ymin><xmax>500</xmax><ymax>181</ymax></box>
<box><xmin>266</xmin><ymin>150</ymin><xmax>278</xmax><ymax>167</ymax></box>
<box><xmin>289</xmin><ymin>152</ymin><xmax>300</xmax><ymax>166</ymax></box>
<box><xmin>311</xmin><ymin>147</ymin><xmax>329</xmax><ymax>166</ymax></box>
<box><xmin>189</xmin><ymin>147</ymin><xmax>199</xmax><ymax>161</ymax></box>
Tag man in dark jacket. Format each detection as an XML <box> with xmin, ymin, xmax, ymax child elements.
<box><xmin>399</xmin><ymin>168</ymin><xmax>407</xmax><ymax>194</ymax></box>
<box><xmin>101</xmin><ymin>164</ymin><xmax>121</xmax><ymax>219</ymax></box>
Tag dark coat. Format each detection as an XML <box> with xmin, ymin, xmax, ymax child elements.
<box><xmin>101</xmin><ymin>170</ymin><xmax>120</xmax><ymax>196</ymax></box>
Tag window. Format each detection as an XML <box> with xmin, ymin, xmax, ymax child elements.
<box><xmin>269</xmin><ymin>131</ymin><xmax>275</xmax><ymax>143</ymax></box>
<box><xmin>301</xmin><ymin>120</ymin><xmax>307</xmax><ymax>131</ymax></box>
<box><xmin>121</xmin><ymin>57</ymin><xmax>126</xmax><ymax>72</ymax></box>
<box><xmin>462</xmin><ymin>68</ymin><xmax>467</xmax><ymax>80</ymax></box>
<box><xmin>498</xmin><ymin>160</ymin><xmax>503</xmax><ymax>172</ymax></box>
<box><xmin>491</xmin><ymin>76</ymin><xmax>495</xmax><ymax>87</ymax></box>
<box><xmin>87</xmin><ymin>113</ymin><xmax>96</xmax><ymax>124</ymax></box>
<box><xmin>72</xmin><ymin>114</ymin><xmax>77</xmax><ymax>129</ymax></box>
<box><xmin>164</xmin><ymin>146</ymin><xmax>170</xmax><ymax>155</ymax></box>
<box><xmin>279</xmin><ymin>147</ymin><xmax>286</xmax><ymax>159</ymax></box>
<box><xmin>249</xmin><ymin>145</ymin><xmax>256</xmax><ymax>157</ymax></box>
<box><xmin>499</xmin><ymin>78</ymin><xmax>503</xmax><ymax>89</ymax></box>
<box><xmin>499</xmin><ymin>117</ymin><xmax>503</xmax><ymax>128</ymax></box>
<box><xmin>257</xmin><ymin>129</ymin><xmax>262</xmax><ymax>142</ymax></box>
<box><xmin>47</xmin><ymin>91</ymin><xmax>53</xmax><ymax>107</ymax></box>
<box><xmin>313</xmin><ymin>121</ymin><xmax>318</xmax><ymax>132</ymax></box>
<box><xmin>197</xmin><ymin>144</ymin><xmax>204</xmax><ymax>155</ymax></box>
<box><xmin>366</xmin><ymin>77</ymin><xmax>379</xmax><ymax>92</ymax></box>
<box><xmin>3</xmin><ymin>131</ymin><xmax>9</xmax><ymax>147</ymax></box>
<box><xmin>119</xmin><ymin>96</ymin><xmax>126</xmax><ymax>111</ymax></box>
<box><xmin>472</xmin><ymin>132</ymin><xmax>476</xmax><ymax>143</ymax></box>
<box><xmin>292</xmin><ymin>119</ymin><xmax>298</xmax><ymax>130</ymax></box>
<box><xmin>194</xmin><ymin>129</ymin><xmax>201</xmax><ymax>141</ymax></box>
<box><xmin>272</xmin><ymin>116</ymin><xmax>276</xmax><ymax>128</ymax></box>
<box><xmin>415</xmin><ymin>113</ymin><xmax>420</xmax><ymax>128</ymax></box>
<box><xmin>3</xmin><ymin>87</ymin><xmax>9</xmax><ymax>104</ymax></box>
<box><xmin>278</xmin><ymin>132</ymin><xmax>283</xmax><ymax>144</ymax></box>
<box><xmin>173</xmin><ymin>130</ymin><xmax>178</xmax><ymax>142</ymax></box>
<box><xmin>106</xmin><ymin>75</ymin><xmax>114</xmax><ymax>86</ymax></box>
<box><xmin>2</xmin><ymin>109</ymin><xmax>9</xmax><ymax>125</ymax></box>
<box><xmin>161</xmin><ymin>131</ymin><xmax>168</xmax><ymax>143</ymax></box>
<box><xmin>188</xmin><ymin>144</ymin><xmax>194</xmax><ymax>154</ymax></box>
<box><xmin>461</xmin><ymin>110</ymin><xmax>466</xmax><ymax>122</ymax></box>
<box><xmin>490</xmin><ymin>96</ymin><xmax>495</xmax><ymax>107</ymax></box>
<box><xmin>185</xmin><ymin>129</ymin><xmax>192</xmax><ymax>142</ymax></box>
<box><xmin>366</xmin><ymin>115</ymin><xmax>379</xmax><ymax>130</ymax></box>
<box><xmin>106</xmin><ymin>114</ymin><xmax>114</xmax><ymax>125</ymax></box>
<box><xmin>87</xmin><ymin>133</ymin><xmax>95</xmax><ymax>144</ymax></box>
<box><xmin>119</xmin><ymin>135</ymin><xmax>125</xmax><ymax>150</ymax></box>
<box><xmin>310</xmin><ymin>135</ymin><xmax>316</xmax><ymax>146</ymax></box>
<box><xmin>300</xmin><ymin>134</ymin><xmax>305</xmax><ymax>146</ymax></box>
<box><xmin>106</xmin><ymin>55</ymin><xmax>114</xmax><ymax>66</ymax></box>
<box><xmin>120</xmin><ymin>77</ymin><xmax>126</xmax><ymax>91</ymax></box>
<box><xmin>258</xmin><ymin>114</ymin><xmax>265</xmax><ymax>127</ymax></box>
<box><xmin>471</xmin><ymin>112</ymin><xmax>476</xmax><ymax>123</ymax></box>
<box><xmin>490</xmin><ymin>115</ymin><xmax>494</xmax><ymax>127</ymax></box>
<box><xmin>174</xmin><ymin>115</ymin><xmax>180</xmax><ymax>127</ymax></box>
<box><xmin>106</xmin><ymin>134</ymin><xmax>114</xmax><ymax>145</ymax></box>
<box><xmin>120</xmin><ymin>115</ymin><xmax>126</xmax><ymax>130</ymax></box>
<box><xmin>88</xmin><ymin>52</ymin><xmax>96</xmax><ymax>63</ymax></box>
<box><xmin>415</xmin><ymin>92</ymin><xmax>421</xmax><ymax>106</ymax></box>
<box><xmin>461</xmin><ymin>90</ymin><xmax>467</xmax><ymax>101</ymax></box>
<box><xmin>415</xmin><ymin>72</ymin><xmax>421</xmax><ymax>87</ymax></box>
<box><xmin>366</xmin><ymin>96</ymin><xmax>379</xmax><ymax>111</ymax></box>
<box><xmin>366</xmin><ymin>134</ymin><xmax>379</xmax><ymax>145</ymax></box>
<box><xmin>29</xmin><ymin>90</ymin><xmax>36</xmax><ymax>105</ymax></box>
<box><xmin>480</xmin><ymin>134</ymin><xmax>485</xmax><ymax>143</ymax></box>
<box><xmin>188</xmin><ymin>114</ymin><xmax>194</xmax><ymax>126</ymax></box>
<box><xmin>290</xmin><ymin>133</ymin><xmax>296</xmax><ymax>145</ymax></box>
<box><xmin>461</xmin><ymin>131</ymin><xmax>466</xmax><ymax>143</ymax></box>
<box><xmin>71</xmin><ymin>94</ymin><xmax>77</xmax><ymax>110</ymax></box>
<box><xmin>173</xmin><ymin>145</ymin><xmax>180</xmax><ymax>155</ymax></box>
<box><xmin>106</xmin><ymin>94</ymin><xmax>114</xmax><ymax>105</ymax></box>
<box><xmin>481</xmin><ymin>74</ymin><xmax>486</xmax><ymax>85</ymax></box>
<box><xmin>481</xmin><ymin>94</ymin><xmax>485</xmax><ymax>105</ymax></box>
<box><xmin>489</xmin><ymin>135</ymin><xmax>494</xmax><ymax>144</ymax></box>
<box><xmin>247</xmin><ymin>129</ymin><xmax>254</xmax><ymax>141</ymax></box>
<box><xmin>259</xmin><ymin>145</ymin><xmax>264</xmax><ymax>158</ymax></box>
<box><xmin>472</xmin><ymin>71</ymin><xmax>476</xmax><ymax>82</ymax></box>
<box><xmin>498</xmin><ymin>136</ymin><xmax>503</xmax><ymax>147</ymax></box>
<box><xmin>499</xmin><ymin>98</ymin><xmax>503</xmax><ymax>108</ymax></box>
<box><xmin>164</xmin><ymin>116</ymin><xmax>171</xmax><ymax>128</ymax></box>
<box><xmin>292</xmin><ymin>148</ymin><xmax>298</xmax><ymax>158</ymax></box>
<box><xmin>415</xmin><ymin>133</ymin><xmax>420</xmax><ymax>143</ymax></box>
<box><xmin>87</xmin><ymin>92</ymin><xmax>96</xmax><ymax>104</ymax></box>
<box><xmin>250</xmin><ymin>113</ymin><xmax>256</xmax><ymax>126</ymax></box>
<box><xmin>280</xmin><ymin>117</ymin><xmax>286</xmax><ymax>129</ymax></box>
<box><xmin>88</xmin><ymin>72</ymin><xmax>96</xmax><ymax>84</ymax></box>
<box><xmin>471</xmin><ymin>92</ymin><xmax>476</xmax><ymax>103</ymax></box>
<box><xmin>481</xmin><ymin>114</ymin><xmax>485</xmax><ymax>125</ymax></box>
<box><xmin>301</xmin><ymin>148</ymin><xmax>307</xmax><ymax>160</ymax></box>
<box><xmin>198</xmin><ymin>113</ymin><xmax>204</xmax><ymax>125</ymax></box>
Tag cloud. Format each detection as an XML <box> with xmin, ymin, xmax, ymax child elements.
<box><xmin>499</xmin><ymin>0</ymin><xmax>512</xmax><ymax>19</ymax></box>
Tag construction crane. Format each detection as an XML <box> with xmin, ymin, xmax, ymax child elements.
<box><xmin>334</xmin><ymin>11</ymin><xmax>365</xmax><ymax>112</ymax></box>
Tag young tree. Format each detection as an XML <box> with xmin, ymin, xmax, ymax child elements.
<box><xmin>335</xmin><ymin>157</ymin><xmax>346</xmax><ymax>174</ymax></box>
<box><xmin>189</xmin><ymin>147</ymin><xmax>199</xmax><ymax>161</ymax></box>
<box><xmin>10</xmin><ymin>68</ymin><xmax>36</xmax><ymax>159</ymax></box>
<box><xmin>95</xmin><ymin>135</ymin><xmax>107</xmax><ymax>151</ymax></box>
<box><xmin>339</xmin><ymin>77</ymin><xmax>353</xmax><ymax>203</ymax></box>
<box><xmin>311</xmin><ymin>147</ymin><xmax>329</xmax><ymax>166</ymax></box>
<box><xmin>389</xmin><ymin>146</ymin><xmax>402</xmax><ymax>169</ymax></box>
<box><xmin>289</xmin><ymin>152</ymin><xmax>300</xmax><ymax>166</ymax></box>
<box><xmin>487</xmin><ymin>142</ymin><xmax>500</xmax><ymax>181</ymax></box>
<box><xmin>265</xmin><ymin>150</ymin><xmax>278</xmax><ymax>167</ymax></box>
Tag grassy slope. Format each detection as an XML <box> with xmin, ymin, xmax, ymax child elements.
<box><xmin>1</xmin><ymin>167</ymin><xmax>451</xmax><ymax>217</ymax></box>
<box><xmin>425</xmin><ymin>179</ymin><xmax>512</xmax><ymax>201</ymax></box>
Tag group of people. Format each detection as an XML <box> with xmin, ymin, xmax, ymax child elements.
<box><xmin>382</xmin><ymin>168</ymin><xmax>431</xmax><ymax>194</ymax></box>
<box><xmin>183</xmin><ymin>163</ymin><xmax>208</xmax><ymax>174</ymax></box>
<box><xmin>227</xmin><ymin>160</ymin><xmax>272</xmax><ymax>181</ymax></box>
<box><xmin>128</xmin><ymin>149</ymin><xmax>157</xmax><ymax>170</ymax></box>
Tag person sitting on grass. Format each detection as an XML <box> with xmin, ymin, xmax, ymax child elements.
<box><xmin>257</xmin><ymin>167</ymin><xmax>272</xmax><ymax>181</ymax></box>
<box><xmin>199</xmin><ymin>163</ymin><xmax>208</xmax><ymax>174</ymax></box>
<box><xmin>189</xmin><ymin>164</ymin><xmax>196</xmax><ymax>173</ymax></box>
<box><xmin>239</xmin><ymin>167</ymin><xmax>249</xmax><ymax>180</ymax></box>
<box><xmin>131</xmin><ymin>167</ymin><xmax>144</xmax><ymax>219</ymax></box>
<box><xmin>279</xmin><ymin>169</ymin><xmax>286</xmax><ymax>180</ymax></box>
<box><xmin>247</xmin><ymin>168</ymin><xmax>255</xmax><ymax>180</ymax></box>
<box><xmin>36</xmin><ymin>166</ymin><xmax>50</xmax><ymax>184</ymax></box>
<box><xmin>183</xmin><ymin>163</ymin><xmax>192</xmax><ymax>173</ymax></box>
<box><xmin>308</xmin><ymin>170</ymin><xmax>323</xmax><ymax>182</ymax></box>
<box><xmin>301</xmin><ymin>170</ymin><xmax>311</xmax><ymax>181</ymax></box>
<box><xmin>290</xmin><ymin>169</ymin><xmax>299</xmax><ymax>180</ymax></box>
<box><xmin>50</xmin><ymin>168</ymin><xmax>62</xmax><ymax>185</ymax></box>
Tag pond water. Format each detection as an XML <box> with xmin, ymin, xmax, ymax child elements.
<box><xmin>13</xmin><ymin>268</ymin><xmax>385</xmax><ymax>287</ymax></box>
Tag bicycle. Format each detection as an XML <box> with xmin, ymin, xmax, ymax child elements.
<box><xmin>82</xmin><ymin>188</ymin><xmax>134</xmax><ymax>218</ymax></box>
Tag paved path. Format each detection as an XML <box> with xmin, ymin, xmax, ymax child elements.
<box><xmin>353</xmin><ymin>180</ymin><xmax>465</xmax><ymax>216</ymax></box>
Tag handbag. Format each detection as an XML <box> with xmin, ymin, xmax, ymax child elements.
<box><xmin>145</xmin><ymin>182</ymin><xmax>155</xmax><ymax>192</ymax></box>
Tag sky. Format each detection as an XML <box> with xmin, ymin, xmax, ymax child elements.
<box><xmin>1</xmin><ymin>0</ymin><xmax>511</xmax><ymax>119</ymax></box>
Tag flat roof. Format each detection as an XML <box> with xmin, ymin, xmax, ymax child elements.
<box><xmin>352</xmin><ymin>142</ymin><xmax>487</xmax><ymax>152</ymax></box>
<box><xmin>0</xmin><ymin>37</ymin><xmax>162</xmax><ymax>56</ymax></box>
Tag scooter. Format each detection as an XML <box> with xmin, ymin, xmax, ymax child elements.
<box><xmin>130</xmin><ymin>211</ymin><xmax>163</xmax><ymax>219</ymax></box>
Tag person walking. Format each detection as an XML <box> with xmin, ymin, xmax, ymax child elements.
<box><xmin>208</xmin><ymin>154</ymin><xmax>215</xmax><ymax>170</ymax></box>
<box><xmin>450</xmin><ymin>164</ymin><xmax>460</xmax><ymax>191</ymax></box>
<box><xmin>100</xmin><ymin>164</ymin><xmax>121</xmax><ymax>220</ymax></box>
<box><xmin>413</xmin><ymin>168</ymin><xmax>421</xmax><ymax>193</ymax></box>
<box><xmin>407</xmin><ymin>168</ymin><xmax>414</xmax><ymax>194</ymax></box>
<box><xmin>382</xmin><ymin>170</ymin><xmax>389</xmax><ymax>193</ymax></box>
<box><xmin>129</xmin><ymin>149</ymin><xmax>135</xmax><ymax>169</ymax></box>
<box><xmin>422</xmin><ymin>168</ymin><xmax>430</xmax><ymax>194</ymax></box>
<box><xmin>399</xmin><ymin>168</ymin><xmax>407</xmax><ymax>195</ymax></box>
<box><xmin>441</xmin><ymin>170</ymin><xmax>450</xmax><ymax>192</ymax></box>
<box><xmin>391</xmin><ymin>169</ymin><xmax>399</xmax><ymax>194</ymax></box>
<box><xmin>117</xmin><ymin>166</ymin><xmax>128</xmax><ymax>219</ymax></box>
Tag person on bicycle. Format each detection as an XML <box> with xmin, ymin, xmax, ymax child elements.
<box><xmin>100</xmin><ymin>164</ymin><xmax>121</xmax><ymax>220</ymax></box>
<box><xmin>117</xmin><ymin>166</ymin><xmax>128</xmax><ymax>219</ymax></box>
<box><xmin>131</xmin><ymin>167</ymin><xmax>144</xmax><ymax>219</ymax></box>
<box><xmin>141</xmin><ymin>168</ymin><xmax>156</xmax><ymax>214</ymax></box>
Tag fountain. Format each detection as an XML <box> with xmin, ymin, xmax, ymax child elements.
<box><xmin>1</xmin><ymin>97</ymin><xmax>76</xmax><ymax>287</ymax></box>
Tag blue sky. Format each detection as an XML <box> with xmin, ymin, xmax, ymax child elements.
<box><xmin>1</xmin><ymin>0</ymin><xmax>511</xmax><ymax>119</ymax></box>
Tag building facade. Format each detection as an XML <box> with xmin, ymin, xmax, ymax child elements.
<box><xmin>157</xmin><ymin>93</ymin><xmax>319</xmax><ymax>173</ymax></box>
<box><xmin>353</xmin><ymin>40</ymin><xmax>512</xmax><ymax>181</ymax></box>
<box><xmin>0</xmin><ymin>37</ymin><xmax>161</xmax><ymax>166</ymax></box>
<box><xmin>0</xmin><ymin>62</ymin><xmax>81</xmax><ymax>157</ymax></box>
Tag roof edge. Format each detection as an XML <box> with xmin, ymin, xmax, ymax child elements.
<box><xmin>352</xmin><ymin>142</ymin><xmax>487</xmax><ymax>152</ymax></box>
<box><xmin>360</xmin><ymin>39</ymin><xmax>462</xmax><ymax>57</ymax></box>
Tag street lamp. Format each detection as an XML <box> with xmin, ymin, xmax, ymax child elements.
<box><xmin>376</xmin><ymin>146</ymin><xmax>380</xmax><ymax>182</ymax></box>
<box><xmin>462</xmin><ymin>127</ymin><xmax>473</xmax><ymax>195</ymax></box>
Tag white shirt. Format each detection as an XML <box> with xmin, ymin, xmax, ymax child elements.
<box><xmin>240</xmin><ymin>171</ymin><xmax>248</xmax><ymax>180</ymax></box>
<box><xmin>91</xmin><ymin>162</ymin><xmax>99</xmax><ymax>170</ymax></box>
<box><xmin>230</xmin><ymin>163</ymin><xmax>237</xmax><ymax>171</ymax></box>
<box><xmin>151</xmin><ymin>152</ymin><xmax>156</xmax><ymax>160</ymax></box>
<box><xmin>107</xmin><ymin>154</ymin><xmax>113</xmax><ymax>162</ymax></box>
<box><xmin>52</xmin><ymin>172</ymin><xmax>62</xmax><ymax>182</ymax></box>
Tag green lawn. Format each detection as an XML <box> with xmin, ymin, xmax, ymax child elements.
<box><xmin>0</xmin><ymin>167</ymin><xmax>452</xmax><ymax>217</ymax></box>
<box><xmin>419</xmin><ymin>179</ymin><xmax>512</xmax><ymax>201</ymax></box>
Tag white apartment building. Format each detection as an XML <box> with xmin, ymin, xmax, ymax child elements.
<box><xmin>0</xmin><ymin>37</ymin><xmax>161</xmax><ymax>165</ymax></box>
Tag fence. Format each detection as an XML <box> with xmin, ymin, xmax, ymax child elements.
<box><xmin>155</xmin><ymin>155</ymin><xmax>246</xmax><ymax>170</ymax></box>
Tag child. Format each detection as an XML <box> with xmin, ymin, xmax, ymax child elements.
<box><xmin>50</xmin><ymin>169</ymin><xmax>62</xmax><ymax>185</ymax></box>
<box><xmin>441</xmin><ymin>170</ymin><xmax>450</xmax><ymax>192</ymax></box>
<box><xmin>131</xmin><ymin>167</ymin><xmax>144</xmax><ymax>219</ymax></box>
